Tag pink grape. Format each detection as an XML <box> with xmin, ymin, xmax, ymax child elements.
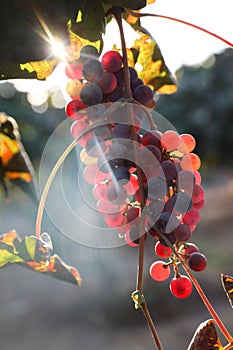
<box><xmin>154</xmin><ymin>241</ymin><xmax>172</xmax><ymax>258</ymax></box>
<box><xmin>161</xmin><ymin>130</ymin><xmax>180</xmax><ymax>151</ymax></box>
<box><xmin>150</xmin><ymin>261</ymin><xmax>171</xmax><ymax>281</ymax></box>
<box><xmin>101</xmin><ymin>50</ymin><xmax>123</xmax><ymax>72</ymax></box>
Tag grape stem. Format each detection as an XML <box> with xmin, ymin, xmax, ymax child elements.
<box><xmin>112</xmin><ymin>7</ymin><xmax>163</xmax><ymax>350</ymax></box>
<box><xmin>126</xmin><ymin>10</ymin><xmax>233</xmax><ymax>48</ymax></box>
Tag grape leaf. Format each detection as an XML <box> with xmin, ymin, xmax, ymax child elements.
<box><xmin>0</xmin><ymin>230</ymin><xmax>81</xmax><ymax>286</ymax></box>
<box><xmin>187</xmin><ymin>319</ymin><xmax>224</xmax><ymax>350</ymax></box>
<box><xmin>131</xmin><ymin>30</ymin><xmax>178</xmax><ymax>94</ymax></box>
<box><xmin>221</xmin><ymin>274</ymin><xmax>233</xmax><ymax>308</ymax></box>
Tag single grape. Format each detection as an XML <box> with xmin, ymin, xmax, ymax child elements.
<box><xmin>70</xmin><ymin>120</ymin><xmax>92</xmax><ymax>146</ymax></box>
<box><xmin>142</xmin><ymin>130</ymin><xmax>162</xmax><ymax>148</ymax></box>
<box><xmin>101</xmin><ymin>51</ymin><xmax>123</xmax><ymax>72</ymax></box>
<box><xmin>115</xmin><ymin>67</ymin><xmax>138</xmax><ymax>86</ymax></box>
<box><xmin>160</xmin><ymin>160</ymin><xmax>178</xmax><ymax>181</ymax></box>
<box><xmin>97</xmin><ymin>71</ymin><xmax>117</xmax><ymax>94</ymax></box>
<box><xmin>147</xmin><ymin>176</ymin><xmax>167</xmax><ymax>200</ymax></box>
<box><xmin>126</xmin><ymin>206</ymin><xmax>140</xmax><ymax>224</ymax></box>
<box><xmin>133</xmin><ymin>84</ymin><xmax>154</xmax><ymax>106</ymax></box>
<box><xmin>82</xmin><ymin>58</ymin><xmax>104</xmax><ymax>82</ymax></box>
<box><xmin>80</xmin><ymin>83</ymin><xmax>103</xmax><ymax>106</ymax></box>
<box><xmin>107</xmin><ymin>183</ymin><xmax>127</xmax><ymax>206</ymax></box>
<box><xmin>181</xmin><ymin>243</ymin><xmax>199</xmax><ymax>256</ymax></box>
<box><xmin>154</xmin><ymin>241</ymin><xmax>172</xmax><ymax>258</ymax></box>
<box><xmin>169</xmin><ymin>275</ymin><xmax>193</xmax><ymax>298</ymax></box>
<box><xmin>176</xmin><ymin>170</ymin><xmax>195</xmax><ymax>192</ymax></box>
<box><xmin>79</xmin><ymin>45</ymin><xmax>99</xmax><ymax>61</ymax></box>
<box><xmin>65</xmin><ymin>62</ymin><xmax>83</xmax><ymax>79</ymax></box>
<box><xmin>113</xmin><ymin>166</ymin><xmax>130</xmax><ymax>184</ymax></box>
<box><xmin>150</xmin><ymin>261</ymin><xmax>171</xmax><ymax>282</ymax></box>
<box><xmin>192</xmin><ymin>183</ymin><xmax>205</xmax><ymax>204</ymax></box>
<box><xmin>174</xmin><ymin>223</ymin><xmax>192</xmax><ymax>242</ymax></box>
<box><xmin>161</xmin><ymin>130</ymin><xmax>180</xmax><ymax>151</ymax></box>
<box><xmin>181</xmin><ymin>152</ymin><xmax>201</xmax><ymax>172</ymax></box>
<box><xmin>65</xmin><ymin>99</ymin><xmax>86</xmax><ymax>120</ymax></box>
<box><xmin>156</xmin><ymin>211</ymin><xmax>179</xmax><ymax>234</ymax></box>
<box><xmin>188</xmin><ymin>252</ymin><xmax>207</xmax><ymax>271</ymax></box>
<box><xmin>93</xmin><ymin>183</ymin><xmax>109</xmax><ymax>201</ymax></box>
<box><xmin>182</xmin><ymin>207</ymin><xmax>200</xmax><ymax>226</ymax></box>
<box><xmin>193</xmin><ymin>199</ymin><xmax>205</xmax><ymax>210</ymax></box>
<box><xmin>123</xmin><ymin>174</ymin><xmax>139</xmax><ymax>195</ymax></box>
<box><xmin>172</xmin><ymin>192</ymin><xmax>192</xmax><ymax>214</ymax></box>
<box><xmin>177</xmin><ymin>133</ymin><xmax>196</xmax><ymax>153</ymax></box>
<box><xmin>105</xmin><ymin>211</ymin><xmax>126</xmax><ymax>228</ymax></box>
<box><xmin>113</xmin><ymin>123</ymin><xmax>131</xmax><ymax>138</ymax></box>
<box><xmin>66</xmin><ymin>79</ymin><xmax>83</xmax><ymax>99</ymax></box>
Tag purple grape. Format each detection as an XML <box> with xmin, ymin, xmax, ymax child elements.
<box><xmin>133</xmin><ymin>84</ymin><xmax>154</xmax><ymax>105</ymax></box>
<box><xmin>82</xmin><ymin>58</ymin><xmax>104</xmax><ymax>82</ymax></box>
<box><xmin>79</xmin><ymin>45</ymin><xmax>99</xmax><ymax>62</ymax></box>
<box><xmin>147</xmin><ymin>176</ymin><xmax>167</xmax><ymax>200</ymax></box>
<box><xmin>174</xmin><ymin>224</ymin><xmax>192</xmax><ymax>242</ymax></box>
<box><xmin>80</xmin><ymin>83</ymin><xmax>103</xmax><ymax>105</ymax></box>
<box><xmin>160</xmin><ymin>160</ymin><xmax>178</xmax><ymax>181</ymax></box>
<box><xmin>113</xmin><ymin>166</ymin><xmax>130</xmax><ymax>184</ymax></box>
<box><xmin>113</xmin><ymin>123</ymin><xmax>131</xmax><ymax>138</ymax></box>
<box><xmin>97</xmin><ymin>71</ymin><xmax>117</xmax><ymax>94</ymax></box>
<box><xmin>156</xmin><ymin>211</ymin><xmax>179</xmax><ymax>234</ymax></box>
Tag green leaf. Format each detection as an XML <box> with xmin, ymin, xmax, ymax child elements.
<box><xmin>0</xmin><ymin>230</ymin><xmax>81</xmax><ymax>286</ymax></box>
<box><xmin>187</xmin><ymin>319</ymin><xmax>224</xmax><ymax>350</ymax></box>
<box><xmin>221</xmin><ymin>274</ymin><xmax>233</xmax><ymax>308</ymax></box>
<box><xmin>101</xmin><ymin>0</ymin><xmax>147</xmax><ymax>10</ymax></box>
<box><xmin>70</xmin><ymin>1</ymin><xmax>106</xmax><ymax>42</ymax></box>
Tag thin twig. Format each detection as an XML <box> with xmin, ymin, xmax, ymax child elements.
<box><xmin>126</xmin><ymin>10</ymin><xmax>233</xmax><ymax>48</ymax></box>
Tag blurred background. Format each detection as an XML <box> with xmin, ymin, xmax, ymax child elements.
<box><xmin>0</xmin><ymin>41</ymin><xmax>233</xmax><ymax>350</ymax></box>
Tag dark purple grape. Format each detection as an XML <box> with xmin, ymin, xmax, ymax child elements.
<box><xmin>97</xmin><ymin>71</ymin><xmax>117</xmax><ymax>94</ymax></box>
<box><xmin>115</xmin><ymin>67</ymin><xmax>138</xmax><ymax>86</ymax></box>
<box><xmin>82</xmin><ymin>58</ymin><xmax>104</xmax><ymax>82</ymax></box>
<box><xmin>156</xmin><ymin>211</ymin><xmax>179</xmax><ymax>234</ymax></box>
<box><xmin>131</xmin><ymin>78</ymin><xmax>143</xmax><ymax>90</ymax></box>
<box><xmin>176</xmin><ymin>170</ymin><xmax>195</xmax><ymax>192</ymax></box>
<box><xmin>173</xmin><ymin>192</ymin><xmax>192</xmax><ymax>214</ymax></box>
<box><xmin>174</xmin><ymin>224</ymin><xmax>192</xmax><ymax>242</ymax></box>
<box><xmin>113</xmin><ymin>123</ymin><xmax>131</xmax><ymax>138</ymax></box>
<box><xmin>142</xmin><ymin>130</ymin><xmax>161</xmax><ymax>148</ymax></box>
<box><xmin>79</xmin><ymin>45</ymin><xmax>99</xmax><ymax>62</ymax></box>
<box><xmin>148</xmin><ymin>200</ymin><xmax>165</xmax><ymax>221</ymax></box>
<box><xmin>188</xmin><ymin>252</ymin><xmax>207</xmax><ymax>271</ymax></box>
<box><xmin>80</xmin><ymin>83</ymin><xmax>103</xmax><ymax>105</ymax></box>
<box><xmin>147</xmin><ymin>176</ymin><xmax>167</xmax><ymax>200</ymax></box>
<box><xmin>113</xmin><ymin>166</ymin><xmax>130</xmax><ymax>184</ymax></box>
<box><xmin>133</xmin><ymin>84</ymin><xmax>154</xmax><ymax>105</ymax></box>
<box><xmin>160</xmin><ymin>160</ymin><xmax>178</xmax><ymax>181</ymax></box>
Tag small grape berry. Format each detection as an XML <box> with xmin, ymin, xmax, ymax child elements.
<box><xmin>169</xmin><ymin>275</ymin><xmax>193</xmax><ymax>298</ymax></box>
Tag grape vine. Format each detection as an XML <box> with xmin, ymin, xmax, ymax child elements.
<box><xmin>1</xmin><ymin>1</ymin><xmax>233</xmax><ymax>350</ymax></box>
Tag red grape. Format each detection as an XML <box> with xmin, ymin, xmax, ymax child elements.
<box><xmin>169</xmin><ymin>275</ymin><xmax>193</xmax><ymax>298</ymax></box>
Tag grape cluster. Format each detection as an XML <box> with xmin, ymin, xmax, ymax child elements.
<box><xmin>64</xmin><ymin>46</ymin><xmax>206</xmax><ymax>299</ymax></box>
<box><xmin>65</xmin><ymin>45</ymin><xmax>155</xmax><ymax>108</ymax></box>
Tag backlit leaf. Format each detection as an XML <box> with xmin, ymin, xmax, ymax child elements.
<box><xmin>187</xmin><ymin>319</ymin><xmax>224</xmax><ymax>350</ymax></box>
<box><xmin>132</xmin><ymin>31</ymin><xmax>177</xmax><ymax>94</ymax></box>
<box><xmin>0</xmin><ymin>230</ymin><xmax>81</xmax><ymax>286</ymax></box>
<box><xmin>221</xmin><ymin>274</ymin><xmax>233</xmax><ymax>308</ymax></box>
<box><xmin>20</xmin><ymin>60</ymin><xmax>58</xmax><ymax>80</ymax></box>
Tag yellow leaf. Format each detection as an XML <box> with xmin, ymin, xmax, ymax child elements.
<box><xmin>20</xmin><ymin>59</ymin><xmax>58</xmax><ymax>80</ymax></box>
